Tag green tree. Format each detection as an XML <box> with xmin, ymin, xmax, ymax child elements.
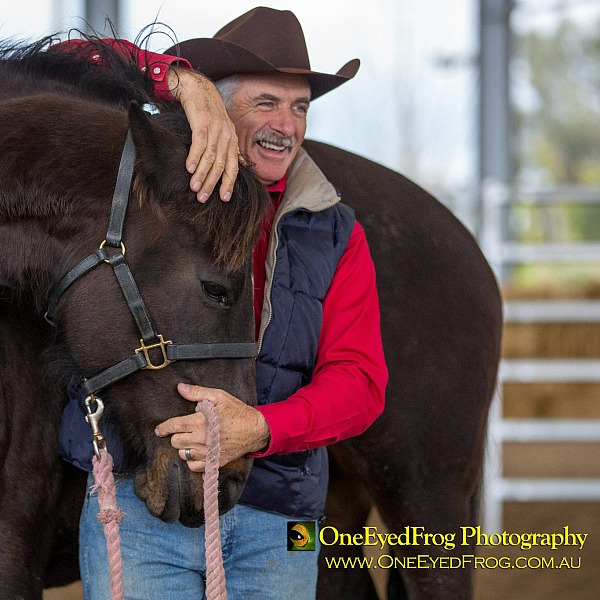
<box><xmin>515</xmin><ymin>18</ymin><xmax>600</xmax><ymax>242</ymax></box>
<box><xmin>517</xmin><ymin>19</ymin><xmax>600</xmax><ymax>184</ymax></box>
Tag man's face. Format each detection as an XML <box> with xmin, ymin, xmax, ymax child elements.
<box><xmin>228</xmin><ymin>73</ymin><xmax>311</xmax><ymax>185</ymax></box>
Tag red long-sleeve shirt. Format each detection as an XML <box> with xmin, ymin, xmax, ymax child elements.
<box><xmin>55</xmin><ymin>38</ymin><xmax>388</xmax><ymax>456</ymax></box>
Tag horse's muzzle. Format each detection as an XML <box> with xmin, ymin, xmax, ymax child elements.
<box><xmin>134</xmin><ymin>448</ymin><xmax>251</xmax><ymax>527</ymax></box>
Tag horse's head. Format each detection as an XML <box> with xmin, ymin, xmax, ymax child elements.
<box><xmin>20</xmin><ymin>98</ymin><xmax>268</xmax><ymax>526</ymax></box>
<box><xmin>0</xmin><ymin>36</ymin><xmax>269</xmax><ymax>524</ymax></box>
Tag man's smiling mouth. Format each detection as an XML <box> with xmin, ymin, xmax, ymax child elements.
<box><xmin>254</xmin><ymin>131</ymin><xmax>296</xmax><ymax>153</ymax></box>
<box><xmin>257</xmin><ymin>140</ymin><xmax>288</xmax><ymax>151</ymax></box>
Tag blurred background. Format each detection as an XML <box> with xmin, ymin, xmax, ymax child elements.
<box><xmin>2</xmin><ymin>1</ymin><xmax>599</xmax><ymax>598</ymax></box>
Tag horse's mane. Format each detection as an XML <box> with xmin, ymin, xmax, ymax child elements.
<box><xmin>0</xmin><ymin>35</ymin><xmax>158</xmax><ymax>108</ymax></box>
<box><xmin>0</xmin><ymin>35</ymin><xmax>268</xmax><ymax>273</ymax></box>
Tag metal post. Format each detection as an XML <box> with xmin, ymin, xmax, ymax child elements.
<box><xmin>478</xmin><ymin>0</ymin><xmax>514</xmax><ymax>245</ymax></box>
<box><xmin>84</xmin><ymin>0</ymin><xmax>120</xmax><ymax>35</ymax></box>
<box><xmin>478</xmin><ymin>0</ymin><xmax>514</xmax><ymax>534</ymax></box>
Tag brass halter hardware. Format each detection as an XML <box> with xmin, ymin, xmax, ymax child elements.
<box><xmin>135</xmin><ymin>334</ymin><xmax>173</xmax><ymax>370</ymax></box>
<box><xmin>99</xmin><ymin>239</ymin><xmax>126</xmax><ymax>263</ymax></box>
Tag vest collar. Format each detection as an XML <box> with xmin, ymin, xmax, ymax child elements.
<box><xmin>279</xmin><ymin>147</ymin><xmax>340</xmax><ymax>215</ymax></box>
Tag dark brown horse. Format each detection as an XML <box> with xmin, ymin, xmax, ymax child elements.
<box><xmin>307</xmin><ymin>140</ymin><xmax>502</xmax><ymax>599</ymax></box>
<box><xmin>0</xmin><ymin>41</ymin><xmax>268</xmax><ymax>599</ymax></box>
<box><xmin>0</xmin><ymin>39</ymin><xmax>502</xmax><ymax>600</ymax></box>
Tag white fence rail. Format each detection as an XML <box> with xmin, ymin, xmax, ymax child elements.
<box><xmin>481</xmin><ymin>183</ymin><xmax>600</xmax><ymax>533</ymax></box>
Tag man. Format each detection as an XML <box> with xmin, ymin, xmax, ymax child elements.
<box><xmin>63</xmin><ymin>8</ymin><xmax>387</xmax><ymax>599</ymax></box>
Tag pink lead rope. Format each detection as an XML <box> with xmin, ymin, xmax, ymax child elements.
<box><xmin>196</xmin><ymin>398</ymin><xmax>228</xmax><ymax>600</ymax></box>
<box><xmin>92</xmin><ymin>449</ymin><xmax>125</xmax><ymax>600</ymax></box>
<box><xmin>90</xmin><ymin>397</ymin><xmax>227</xmax><ymax>600</ymax></box>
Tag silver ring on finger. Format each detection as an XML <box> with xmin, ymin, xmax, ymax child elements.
<box><xmin>184</xmin><ymin>448</ymin><xmax>193</xmax><ymax>461</ymax></box>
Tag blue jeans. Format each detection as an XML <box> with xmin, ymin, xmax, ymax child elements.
<box><xmin>79</xmin><ymin>475</ymin><xmax>319</xmax><ymax>599</ymax></box>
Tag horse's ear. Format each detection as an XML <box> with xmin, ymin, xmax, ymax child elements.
<box><xmin>127</xmin><ymin>101</ymin><xmax>161</xmax><ymax>173</ymax></box>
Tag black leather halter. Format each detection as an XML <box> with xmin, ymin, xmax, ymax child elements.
<box><xmin>44</xmin><ymin>130</ymin><xmax>257</xmax><ymax>397</ymax></box>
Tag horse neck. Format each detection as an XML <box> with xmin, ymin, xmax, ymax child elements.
<box><xmin>0</xmin><ymin>220</ymin><xmax>79</xmax><ymax>312</ymax></box>
<box><xmin>0</xmin><ymin>95</ymin><xmax>126</xmax><ymax>311</ymax></box>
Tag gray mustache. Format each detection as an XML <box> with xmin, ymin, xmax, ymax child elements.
<box><xmin>253</xmin><ymin>130</ymin><xmax>296</xmax><ymax>150</ymax></box>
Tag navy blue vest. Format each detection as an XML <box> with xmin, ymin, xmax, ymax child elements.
<box><xmin>239</xmin><ymin>203</ymin><xmax>355</xmax><ymax>519</ymax></box>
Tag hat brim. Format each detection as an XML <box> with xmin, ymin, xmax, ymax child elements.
<box><xmin>165</xmin><ymin>38</ymin><xmax>360</xmax><ymax>100</ymax></box>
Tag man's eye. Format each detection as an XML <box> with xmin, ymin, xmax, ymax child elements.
<box><xmin>258</xmin><ymin>101</ymin><xmax>274</xmax><ymax>108</ymax></box>
<box><xmin>202</xmin><ymin>282</ymin><xmax>228</xmax><ymax>305</ymax></box>
<box><xmin>294</xmin><ymin>104</ymin><xmax>308</xmax><ymax>114</ymax></box>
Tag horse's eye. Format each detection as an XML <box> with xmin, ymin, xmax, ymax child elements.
<box><xmin>202</xmin><ymin>282</ymin><xmax>228</xmax><ymax>305</ymax></box>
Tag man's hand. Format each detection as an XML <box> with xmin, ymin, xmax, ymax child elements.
<box><xmin>168</xmin><ymin>66</ymin><xmax>239</xmax><ymax>203</ymax></box>
<box><xmin>155</xmin><ymin>383</ymin><xmax>271</xmax><ymax>473</ymax></box>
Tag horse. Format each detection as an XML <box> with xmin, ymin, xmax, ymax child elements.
<box><xmin>0</xmin><ymin>39</ymin><xmax>503</xmax><ymax>600</ymax></box>
<box><xmin>306</xmin><ymin>140</ymin><xmax>503</xmax><ymax>599</ymax></box>
<box><xmin>0</xmin><ymin>40</ymin><xmax>269</xmax><ymax>599</ymax></box>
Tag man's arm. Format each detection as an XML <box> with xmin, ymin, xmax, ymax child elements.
<box><xmin>52</xmin><ymin>38</ymin><xmax>238</xmax><ymax>203</ymax></box>
<box><xmin>156</xmin><ymin>223</ymin><xmax>387</xmax><ymax>470</ymax></box>
<box><xmin>167</xmin><ymin>66</ymin><xmax>239</xmax><ymax>203</ymax></box>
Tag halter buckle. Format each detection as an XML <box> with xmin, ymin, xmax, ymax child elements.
<box><xmin>135</xmin><ymin>334</ymin><xmax>173</xmax><ymax>370</ymax></box>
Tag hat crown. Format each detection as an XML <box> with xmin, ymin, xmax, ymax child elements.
<box><xmin>164</xmin><ymin>8</ymin><xmax>359</xmax><ymax>100</ymax></box>
<box><xmin>214</xmin><ymin>7</ymin><xmax>311</xmax><ymax>71</ymax></box>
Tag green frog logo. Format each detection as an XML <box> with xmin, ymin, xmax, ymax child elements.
<box><xmin>288</xmin><ymin>521</ymin><xmax>316</xmax><ymax>551</ymax></box>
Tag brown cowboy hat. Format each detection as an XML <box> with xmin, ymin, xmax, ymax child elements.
<box><xmin>165</xmin><ymin>7</ymin><xmax>360</xmax><ymax>100</ymax></box>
